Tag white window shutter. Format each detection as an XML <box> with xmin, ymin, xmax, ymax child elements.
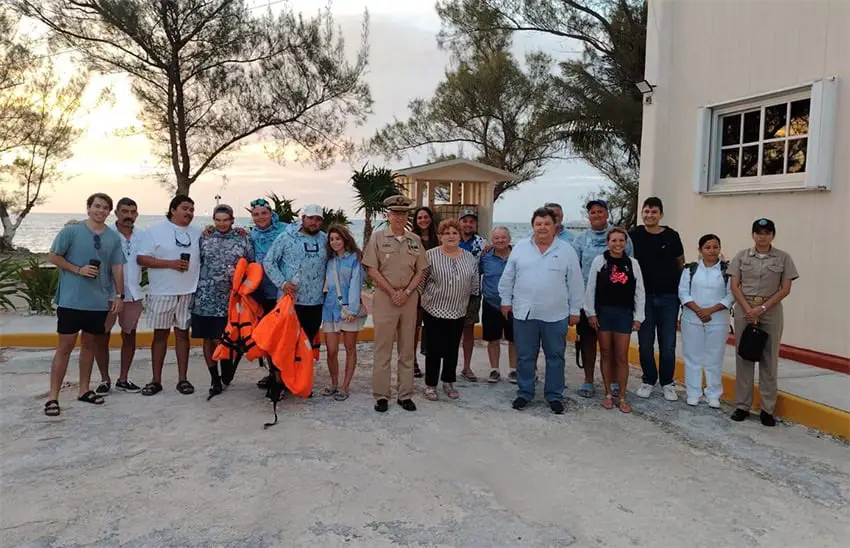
<box><xmin>805</xmin><ymin>77</ymin><xmax>838</xmax><ymax>190</ymax></box>
<box><xmin>693</xmin><ymin>108</ymin><xmax>711</xmax><ymax>193</ymax></box>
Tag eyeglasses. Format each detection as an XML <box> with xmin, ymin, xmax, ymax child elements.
<box><xmin>93</xmin><ymin>234</ymin><xmax>101</xmax><ymax>250</ymax></box>
<box><xmin>250</xmin><ymin>198</ymin><xmax>270</xmax><ymax>208</ymax></box>
<box><xmin>174</xmin><ymin>230</ymin><xmax>192</xmax><ymax>248</ymax></box>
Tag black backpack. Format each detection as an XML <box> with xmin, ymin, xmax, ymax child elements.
<box><xmin>684</xmin><ymin>260</ymin><xmax>729</xmax><ymax>292</ymax></box>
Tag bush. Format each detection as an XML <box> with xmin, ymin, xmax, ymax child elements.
<box><xmin>0</xmin><ymin>256</ymin><xmax>21</xmax><ymax>311</ymax></box>
<box><xmin>18</xmin><ymin>257</ymin><xmax>59</xmax><ymax>313</ymax></box>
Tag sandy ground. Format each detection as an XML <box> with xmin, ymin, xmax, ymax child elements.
<box><xmin>1</xmin><ymin>342</ymin><xmax>849</xmax><ymax>547</ymax></box>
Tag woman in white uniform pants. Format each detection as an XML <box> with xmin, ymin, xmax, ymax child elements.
<box><xmin>678</xmin><ymin>234</ymin><xmax>733</xmax><ymax>407</ymax></box>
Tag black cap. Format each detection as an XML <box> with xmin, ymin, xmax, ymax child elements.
<box><xmin>586</xmin><ymin>199</ymin><xmax>608</xmax><ymax>211</ymax></box>
<box><xmin>752</xmin><ymin>218</ymin><xmax>776</xmax><ymax>234</ymax></box>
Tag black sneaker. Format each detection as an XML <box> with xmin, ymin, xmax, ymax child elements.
<box><xmin>208</xmin><ymin>382</ymin><xmax>223</xmax><ymax>400</ymax></box>
<box><xmin>760</xmin><ymin>411</ymin><xmax>776</xmax><ymax>427</ymax></box>
<box><xmin>413</xmin><ymin>364</ymin><xmax>424</xmax><ymax>378</ymax></box>
<box><xmin>115</xmin><ymin>380</ymin><xmax>141</xmax><ymax>393</ymax></box>
<box><xmin>374</xmin><ymin>399</ymin><xmax>389</xmax><ymax>413</ymax></box>
<box><xmin>549</xmin><ymin>400</ymin><xmax>565</xmax><ymax>415</ymax></box>
<box><xmin>488</xmin><ymin>370</ymin><xmax>501</xmax><ymax>383</ymax></box>
<box><xmin>95</xmin><ymin>381</ymin><xmax>111</xmax><ymax>396</ymax></box>
<box><xmin>397</xmin><ymin>399</ymin><xmax>417</xmax><ymax>412</ymax></box>
<box><xmin>512</xmin><ymin>397</ymin><xmax>529</xmax><ymax>410</ymax></box>
<box><xmin>507</xmin><ymin>371</ymin><xmax>517</xmax><ymax>384</ymax></box>
<box><xmin>730</xmin><ymin>409</ymin><xmax>750</xmax><ymax>422</ymax></box>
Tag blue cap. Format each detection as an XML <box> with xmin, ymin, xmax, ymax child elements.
<box><xmin>586</xmin><ymin>199</ymin><xmax>608</xmax><ymax>211</ymax></box>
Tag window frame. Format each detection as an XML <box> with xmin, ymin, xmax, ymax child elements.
<box><xmin>693</xmin><ymin>78</ymin><xmax>837</xmax><ymax>196</ymax></box>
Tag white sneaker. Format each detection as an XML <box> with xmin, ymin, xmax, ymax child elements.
<box><xmin>708</xmin><ymin>398</ymin><xmax>721</xmax><ymax>409</ymax></box>
<box><xmin>686</xmin><ymin>396</ymin><xmax>699</xmax><ymax>406</ymax></box>
<box><xmin>662</xmin><ymin>384</ymin><xmax>679</xmax><ymax>402</ymax></box>
<box><xmin>636</xmin><ymin>383</ymin><xmax>653</xmax><ymax>399</ymax></box>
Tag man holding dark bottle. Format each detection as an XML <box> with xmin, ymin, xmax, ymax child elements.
<box><xmin>136</xmin><ymin>195</ymin><xmax>202</xmax><ymax>396</ymax></box>
<box><xmin>44</xmin><ymin>193</ymin><xmax>125</xmax><ymax>417</ymax></box>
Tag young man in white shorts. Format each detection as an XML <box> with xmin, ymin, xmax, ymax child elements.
<box><xmin>136</xmin><ymin>195</ymin><xmax>202</xmax><ymax>396</ymax></box>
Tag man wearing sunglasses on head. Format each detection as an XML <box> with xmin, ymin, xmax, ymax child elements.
<box><xmin>264</xmin><ymin>204</ymin><xmax>328</xmax><ymax>347</ymax></box>
<box><xmin>136</xmin><ymin>194</ymin><xmax>202</xmax><ymax>396</ymax></box>
<box><xmin>44</xmin><ymin>193</ymin><xmax>125</xmax><ymax>417</ymax></box>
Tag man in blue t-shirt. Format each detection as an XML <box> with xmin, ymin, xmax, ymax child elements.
<box><xmin>479</xmin><ymin>227</ymin><xmax>517</xmax><ymax>383</ymax></box>
<box><xmin>44</xmin><ymin>193</ymin><xmax>125</xmax><ymax>417</ymax></box>
<box><xmin>458</xmin><ymin>207</ymin><xmax>487</xmax><ymax>381</ymax></box>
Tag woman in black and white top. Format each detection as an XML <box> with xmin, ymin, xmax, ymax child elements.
<box><xmin>418</xmin><ymin>219</ymin><xmax>480</xmax><ymax>401</ymax></box>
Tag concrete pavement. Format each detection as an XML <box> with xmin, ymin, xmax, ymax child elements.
<box><xmin>1</xmin><ymin>342</ymin><xmax>849</xmax><ymax>547</ymax></box>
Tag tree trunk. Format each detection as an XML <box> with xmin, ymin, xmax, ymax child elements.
<box><xmin>176</xmin><ymin>174</ymin><xmax>191</xmax><ymax>196</ymax></box>
<box><xmin>363</xmin><ymin>216</ymin><xmax>373</xmax><ymax>246</ymax></box>
<box><xmin>0</xmin><ymin>202</ymin><xmax>17</xmax><ymax>252</ymax></box>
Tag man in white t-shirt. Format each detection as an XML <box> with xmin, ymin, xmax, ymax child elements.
<box><xmin>93</xmin><ymin>197</ymin><xmax>148</xmax><ymax>396</ymax></box>
<box><xmin>136</xmin><ymin>195</ymin><xmax>202</xmax><ymax>396</ymax></box>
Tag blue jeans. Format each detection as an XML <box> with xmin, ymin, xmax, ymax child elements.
<box><xmin>513</xmin><ymin>317</ymin><xmax>568</xmax><ymax>402</ymax></box>
<box><xmin>638</xmin><ymin>293</ymin><xmax>680</xmax><ymax>386</ymax></box>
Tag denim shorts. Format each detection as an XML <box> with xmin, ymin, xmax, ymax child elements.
<box><xmin>597</xmin><ymin>306</ymin><xmax>634</xmax><ymax>334</ymax></box>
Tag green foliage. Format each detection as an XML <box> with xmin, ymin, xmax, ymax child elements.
<box><xmin>19</xmin><ymin>0</ymin><xmax>373</xmax><ymax>196</ymax></box>
<box><xmin>17</xmin><ymin>257</ymin><xmax>58</xmax><ymax>313</ymax></box>
<box><xmin>350</xmin><ymin>164</ymin><xmax>403</xmax><ymax>244</ymax></box>
<box><xmin>0</xmin><ymin>255</ymin><xmax>20</xmax><ymax>310</ymax></box>
<box><xmin>321</xmin><ymin>208</ymin><xmax>350</xmax><ymax>232</ymax></box>
<box><xmin>436</xmin><ymin>0</ymin><xmax>647</xmax><ymax>226</ymax></box>
<box><xmin>369</xmin><ymin>11</ymin><xmax>567</xmax><ymax>200</ymax></box>
<box><xmin>265</xmin><ymin>192</ymin><xmax>300</xmax><ymax>224</ymax></box>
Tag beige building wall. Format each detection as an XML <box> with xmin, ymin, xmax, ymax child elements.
<box><xmin>640</xmin><ymin>0</ymin><xmax>850</xmax><ymax>357</ymax></box>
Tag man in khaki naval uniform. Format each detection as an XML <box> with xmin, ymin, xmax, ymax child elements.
<box><xmin>728</xmin><ymin>218</ymin><xmax>799</xmax><ymax>427</ymax></box>
<box><xmin>362</xmin><ymin>195</ymin><xmax>429</xmax><ymax>413</ymax></box>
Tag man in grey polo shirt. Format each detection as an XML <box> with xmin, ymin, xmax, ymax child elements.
<box><xmin>44</xmin><ymin>193</ymin><xmax>125</xmax><ymax>417</ymax></box>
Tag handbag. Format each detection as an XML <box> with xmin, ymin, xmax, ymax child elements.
<box><xmin>737</xmin><ymin>323</ymin><xmax>768</xmax><ymax>362</ymax></box>
<box><xmin>331</xmin><ymin>259</ymin><xmax>368</xmax><ymax>319</ymax></box>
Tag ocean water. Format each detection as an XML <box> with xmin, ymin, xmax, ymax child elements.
<box><xmin>10</xmin><ymin>212</ymin><xmax>580</xmax><ymax>253</ymax></box>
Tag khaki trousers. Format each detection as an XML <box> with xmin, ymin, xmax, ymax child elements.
<box><xmin>372</xmin><ymin>291</ymin><xmax>418</xmax><ymax>400</ymax></box>
<box><xmin>733</xmin><ymin>302</ymin><xmax>783</xmax><ymax>414</ymax></box>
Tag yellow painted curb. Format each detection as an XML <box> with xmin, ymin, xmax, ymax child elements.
<box><xmin>3</xmin><ymin>324</ymin><xmax>845</xmax><ymax>439</ymax></box>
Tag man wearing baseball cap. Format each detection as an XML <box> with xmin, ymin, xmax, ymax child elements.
<box><xmin>264</xmin><ymin>204</ymin><xmax>328</xmax><ymax>346</ymax></box>
<box><xmin>457</xmin><ymin>207</ymin><xmax>487</xmax><ymax>382</ymax></box>
<box><xmin>571</xmin><ymin>198</ymin><xmax>633</xmax><ymax>399</ymax></box>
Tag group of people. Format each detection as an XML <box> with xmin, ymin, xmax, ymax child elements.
<box><xmin>43</xmin><ymin>192</ymin><xmax>798</xmax><ymax>428</ymax></box>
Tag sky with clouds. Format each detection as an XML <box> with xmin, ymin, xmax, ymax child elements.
<box><xmin>39</xmin><ymin>0</ymin><xmax>607</xmax><ymax>222</ymax></box>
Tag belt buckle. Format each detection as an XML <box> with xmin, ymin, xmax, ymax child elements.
<box><xmin>752</xmin><ymin>296</ymin><xmax>764</xmax><ymax>304</ymax></box>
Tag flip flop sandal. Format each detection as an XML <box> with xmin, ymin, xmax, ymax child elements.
<box><xmin>333</xmin><ymin>391</ymin><xmax>350</xmax><ymax>401</ymax></box>
<box><xmin>77</xmin><ymin>390</ymin><xmax>105</xmax><ymax>405</ymax></box>
<box><xmin>443</xmin><ymin>386</ymin><xmax>460</xmax><ymax>400</ymax></box>
<box><xmin>44</xmin><ymin>400</ymin><xmax>60</xmax><ymax>416</ymax></box>
<box><xmin>321</xmin><ymin>386</ymin><xmax>338</xmax><ymax>397</ymax></box>
<box><xmin>619</xmin><ymin>400</ymin><xmax>633</xmax><ymax>414</ymax></box>
<box><xmin>141</xmin><ymin>382</ymin><xmax>163</xmax><ymax>396</ymax></box>
<box><xmin>176</xmin><ymin>380</ymin><xmax>195</xmax><ymax>395</ymax></box>
<box><xmin>578</xmin><ymin>383</ymin><xmax>595</xmax><ymax>398</ymax></box>
<box><xmin>602</xmin><ymin>395</ymin><xmax>614</xmax><ymax>410</ymax></box>
<box><xmin>461</xmin><ymin>370</ymin><xmax>478</xmax><ymax>382</ymax></box>
<box><xmin>424</xmin><ymin>387</ymin><xmax>438</xmax><ymax>401</ymax></box>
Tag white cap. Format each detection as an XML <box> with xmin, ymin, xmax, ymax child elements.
<box><xmin>302</xmin><ymin>204</ymin><xmax>323</xmax><ymax>218</ymax></box>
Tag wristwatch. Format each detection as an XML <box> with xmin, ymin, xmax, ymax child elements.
<box><xmin>116</xmin><ymin>294</ymin><xmax>125</xmax><ymax>300</ymax></box>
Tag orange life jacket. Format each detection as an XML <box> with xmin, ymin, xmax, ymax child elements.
<box><xmin>212</xmin><ymin>258</ymin><xmax>267</xmax><ymax>363</ymax></box>
<box><xmin>253</xmin><ymin>294</ymin><xmax>315</xmax><ymax>399</ymax></box>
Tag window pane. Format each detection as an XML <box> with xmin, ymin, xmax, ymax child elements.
<box><xmin>720</xmin><ymin>148</ymin><xmax>740</xmax><ymax>178</ymax></box>
<box><xmin>762</xmin><ymin>141</ymin><xmax>785</xmax><ymax>175</ymax></box>
<box><xmin>764</xmin><ymin>103</ymin><xmax>788</xmax><ymax>139</ymax></box>
<box><xmin>741</xmin><ymin>145</ymin><xmax>759</xmax><ymax>177</ymax></box>
<box><xmin>790</xmin><ymin>99</ymin><xmax>810</xmax><ymax>136</ymax></box>
<box><xmin>742</xmin><ymin>110</ymin><xmax>760</xmax><ymax>143</ymax></box>
<box><xmin>721</xmin><ymin>114</ymin><xmax>741</xmax><ymax>146</ymax></box>
<box><xmin>788</xmin><ymin>138</ymin><xmax>808</xmax><ymax>173</ymax></box>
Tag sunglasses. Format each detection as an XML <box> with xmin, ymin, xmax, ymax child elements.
<box><xmin>93</xmin><ymin>234</ymin><xmax>101</xmax><ymax>250</ymax></box>
<box><xmin>250</xmin><ymin>198</ymin><xmax>270</xmax><ymax>208</ymax></box>
<box><xmin>174</xmin><ymin>230</ymin><xmax>192</xmax><ymax>248</ymax></box>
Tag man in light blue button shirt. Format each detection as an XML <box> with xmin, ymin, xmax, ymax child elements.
<box><xmin>498</xmin><ymin>208</ymin><xmax>584</xmax><ymax>414</ymax></box>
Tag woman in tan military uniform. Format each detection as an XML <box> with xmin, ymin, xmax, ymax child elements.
<box><xmin>728</xmin><ymin>218</ymin><xmax>799</xmax><ymax>427</ymax></box>
<box><xmin>362</xmin><ymin>195</ymin><xmax>429</xmax><ymax>413</ymax></box>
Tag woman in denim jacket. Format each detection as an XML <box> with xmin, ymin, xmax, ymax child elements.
<box><xmin>320</xmin><ymin>225</ymin><xmax>365</xmax><ymax>401</ymax></box>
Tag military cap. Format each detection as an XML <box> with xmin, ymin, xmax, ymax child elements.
<box><xmin>383</xmin><ymin>194</ymin><xmax>413</xmax><ymax>212</ymax></box>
